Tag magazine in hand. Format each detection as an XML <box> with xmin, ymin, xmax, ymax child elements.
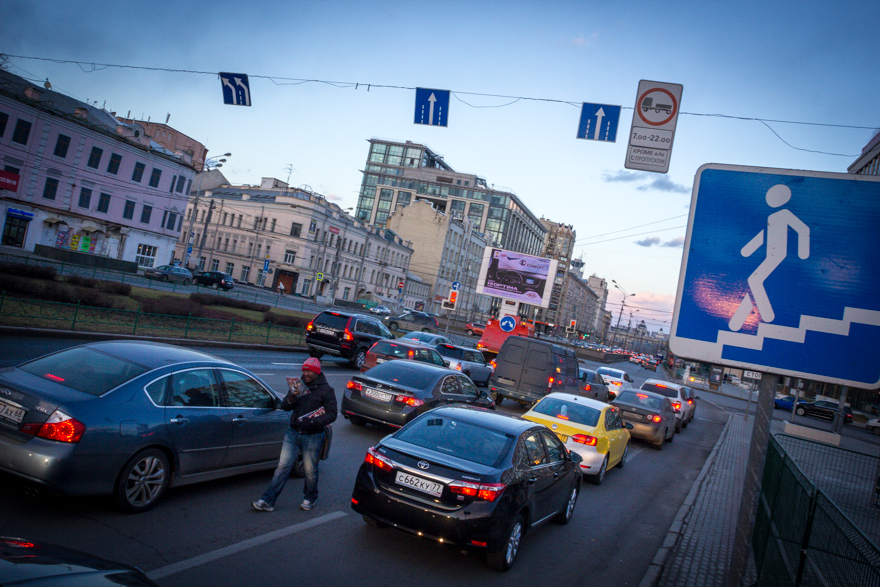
<box><xmin>298</xmin><ymin>406</ymin><xmax>326</xmax><ymax>421</ymax></box>
<box><xmin>286</xmin><ymin>377</ymin><xmax>308</xmax><ymax>397</ymax></box>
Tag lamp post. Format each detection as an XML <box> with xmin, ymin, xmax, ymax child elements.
<box><xmin>184</xmin><ymin>153</ymin><xmax>230</xmax><ymax>269</ymax></box>
<box><xmin>610</xmin><ymin>280</ymin><xmax>635</xmax><ymax>349</ymax></box>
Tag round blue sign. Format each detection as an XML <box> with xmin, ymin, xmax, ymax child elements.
<box><xmin>499</xmin><ymin>316</ymin><xmax>516</xmax><ymax>332</ymax></box>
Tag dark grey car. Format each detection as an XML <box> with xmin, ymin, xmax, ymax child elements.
<box><xmin>0</xmin><ymin>340</ymin><xmax>289</xmax><ymax>513</ymax></box>
<box><xmin>435</xmin><ymin>343</ymin><xmax>494</xmax><ymax>386</ymax></box>
<box><xmin>383</xmin><ymin>311</ymin><xmax>440</xmax><ymax>333</ymax></box>
<box><xmin>578</xmin><ymin>367</ymin><xmax>611</xmax><ymax>402</ymax></box>
<box><xmin>144</xmin><ymin>264</ymin><xmax>193</xmax><ymax>285</ymax></box>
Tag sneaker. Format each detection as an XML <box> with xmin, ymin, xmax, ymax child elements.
<box><xmin>252</xmin><ymin>499</ymin><xmax>274</xmax><ymax>512</ymax></box>
<box><xmin>299</xmin><ymin>499</ymin><xmax>314</xmax><ymax>511</ymax></box>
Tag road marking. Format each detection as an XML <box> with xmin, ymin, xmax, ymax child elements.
<box><xmin>626</xmin><ymin>445</ymin><xmax>645</xmax><ymax>463</ymax></box>
<box><xmin>146</xmin><ymin>511</ymin><xmax>347</xmax><ymax>580</ymax></box>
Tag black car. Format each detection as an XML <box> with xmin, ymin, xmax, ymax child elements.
<box><xmin>383</xmin><ymin>311</ymin><xmax>440</xmax><ymax>333</ymax></box>
<box><xmin>342</xmin><ymin>360</ymin><xmax>494</xmax><ymax>428</ymax></box>
<box><xmin>194</xmin><ymin>270</ymin><xmax>234</xmax><ymax>290</ymax></box>
<box><xmin>578</xmin><ymin>367</ymin><xmax>611</xmax><ymax>402</ymax></box>
<box><xmin>306</xmin><ymin>310</ymin><xmax>393</xmax><ymax>369</ymax></box>
<box><xmin>795</xmin><ymin>400</ymin><xmax>853</xmax><ymax>424</ymax></box>
<box><xmin>351</xmin><ymin>405</ymin><xmax>583</xmax><ymax>571</ymax></box>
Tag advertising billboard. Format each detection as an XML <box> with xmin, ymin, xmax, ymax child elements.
<box><xmin>475</xmin><ymin>248</ymin><xmax>558</xmax><ymax>308</ymax></box>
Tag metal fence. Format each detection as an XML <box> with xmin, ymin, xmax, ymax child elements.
<box><xmin>0</xmin><ymin>293</ymin><xmax>306</xmax><ymax>347</ymax></box>
<box><xmin>753</xmin><ymin>433</ymin><xmax>880</xmax><ymax>586</ymax></box>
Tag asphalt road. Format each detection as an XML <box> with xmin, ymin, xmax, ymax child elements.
<box><xmin>0</xmin><ymin>336</ymin><xmax>727</xmax><ymax>586</ymax></box>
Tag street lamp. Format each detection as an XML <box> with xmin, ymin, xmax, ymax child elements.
<box><xmin>184</xmin><ymin>153</ymin><xmax>231</xmax><ymax>269</ymax></box>
<box><xmin>610</xmin><ymin>280</ymin><xmax>635</xmax><ymax>349</ymax></box>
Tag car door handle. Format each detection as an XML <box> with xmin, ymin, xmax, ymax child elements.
<box><xmin>169</xmin><ymin>417</ymin><xmax>189</xmax><ymax>424</ymax></box>
<box><xmin>232</xmin><ymin>417</ymin><xmax>247</xmax><ymax>423</ymax></box>
<box><xmin>528</xmin><ymin>477</ymin><xmax>538</xmax><ymax>484</ymax></box>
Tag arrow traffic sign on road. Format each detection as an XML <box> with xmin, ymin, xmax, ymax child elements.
<box><xmin>414</xmin><ymin>88</ymin><xmax>450</xmax><ymax>127</ymax></box>
<box><xmin>670</xmin><ymin>164</ymin><xmax>880</xmax><ymax>388</ymax></box>
<box><xmin>219</xmin><ymin>73</ymin><xmax>251</xmax><ymax>106</ymax></box>
<box><xmin>577</xmin><ymin>103</ymin><xmax>621</xmax><ymax>142</ymax></box>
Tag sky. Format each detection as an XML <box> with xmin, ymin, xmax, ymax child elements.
<box><xmin>3</xmin><ymin>0</ymin><xmax>878</xmax><ymax>333</ymax></box>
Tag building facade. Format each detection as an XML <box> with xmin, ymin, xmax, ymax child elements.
<box><xmin>848</xmin><ymin>129</ymin><xmax>880</xmax><ymax>176</ymax></box>
<box><xmin>586</xmin><ymin>274</ymin><xmax>610</xmax><ymax>341</ymax></box>
<box><xmin>0</xmin><ymin>70</ymin><xmax>197</xmax><ymax>267</ymax></box>
<box><xmin>355</xmin><ymin>139</ymin><xmax>546</xmax><ymax>255</ymax></box>
<box><xmin>535</xmin><ymin>219</ymin><xmax>575</xmax><ymax>329</ymax></box>
<box><xmin>386</xmin><ymin>199</ymin><xmax>491</xmax><ymax>317</ymax></box>
<box><xmin>173</xmin><ymin>179</ymin><xmax>413</xmax><ymax>304</ymax></box>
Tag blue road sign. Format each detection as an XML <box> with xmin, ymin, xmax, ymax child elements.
<box><xmin>499</xmin><ymin>316</ymin><xmax>517</xmax><ymax>333</ymax></box>
<box><xmin>577</xmin><ymin>103</ymin><xmax>621</xmax><ymax>142</ymax></box>
<box><xmin>263</xmin><ymin>259</ymin><xmax>270</xmax><ymax>272</ymax></box>
<box><xmin>451</xmin><ymin>281</ymin><xmax>461</xmax><ymax>291</ymax></box>
<box><xmin>414</xmin><ymin>88</ymin><xmax>450</xmax><ymax>127</ymax></box>
<box><xmin>220</xmin><ymin>72</ymin><xmax>251</xmax><ymax>106</ymax></box>
<box><xmin>670</xmin><ymin>164</ymin><xmax>880</xmax><ymax>388</ymax></box>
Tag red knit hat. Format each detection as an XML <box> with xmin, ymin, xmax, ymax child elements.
<box><xmin>302</xmin><ymin>357</ymin><xmax>322</xmax><ymax>374</ymax></box>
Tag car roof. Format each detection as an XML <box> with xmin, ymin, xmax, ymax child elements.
<box><xmin>536</xmin><ymin>392</ymin><xmax>611</xmax><ymax>412</ymax></box>
<box><xmin>614</xmin><ymin>388</ymin><xmax>667</xmax><ymax>401</ymax></box>
<box><xmin>423</xmin><ymin>405</ymin><xmax>535</xmax><ymax>434</ymax></box>
<box><xmin>437</xmin><ymin>343</ymin><xmax>479</xmax><ymax>351</ymax></box>
<box><xmin>360</xmin><ymin>359</ymin><xmax>450</xmax><ymax>377</ymax></box>
<box><xmin>49</xmin><ymin>340</ymin><xmax>232</xmax><ymax>370</ymax></box>
<box><xmin>375</xmin><ymin>339</ymin><xmax>435</xmax><ymax>350</ymax></box>
<box><xmin>642</xmin><ymin>378</ymin><xmax>683</xmax><ymax>390</ymax></box>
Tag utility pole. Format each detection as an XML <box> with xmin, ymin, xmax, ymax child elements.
<box><xmin>194</xmin><ymin>200</ymin><xmax>216</xmax><ymax>272</ymax></box>
<box><xmin>184</xmin><ymin>153</ymin><xmax>230</xmax><ymax>269</ymax></box>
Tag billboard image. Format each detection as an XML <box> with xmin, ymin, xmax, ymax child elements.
<box><xmin>475</xmin><ymin>248</ymin><xmax>558</xmax><ymax>308</ymax></box>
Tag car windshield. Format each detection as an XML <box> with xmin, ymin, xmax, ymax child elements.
<box><xmin>616</xmin><ymin>391</ymin><xmax>663</xmax><ymax>410</ymax></box>
<box><xmin>19</xmin><ymin>346</ymin><xmax>151</xmax><ymax>396</ymax></box>
<box><xmin>597</xmin><ymin>367</ymin><xmax>624</xmax><ymax>379</ymax></box>
<box><xmin>314</xmin><ymin>312</ymin><xmax>348</xmax><ymax>330</ymax></box>
<box><xmin>641</xmin><ymin>383</ymin><xmax>677</xmax><ymax>398</ymax></box>
<box><xmin>437</xmin><ymin>346</ymin><xmax>465</xmax><ymax>360</ymax></box>
<box><xmin>394</xmin><ymin>415</ymin><xmax>514</xmax><ymax>467</ymax></box>
<box><xmin>365</xmin><ymin>362</ymin><xmax>436</xmax><ymax>389</ymax></box>
<box><xmin>531</xmin><ymin>397</ymin><xmax>601</xmax><ymax>427</ymax></box>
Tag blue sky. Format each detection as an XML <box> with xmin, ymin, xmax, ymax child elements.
<box><xmin>3</xmin><ymin>0</ymin><xmax>878</xmax><ymax>332</ymax></box>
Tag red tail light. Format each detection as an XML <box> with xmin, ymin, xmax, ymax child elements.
<box><xmin>347</xmin><ymin>381</ymin><xmax>362</xmax><ymax>391</ymax></box>
<box><xmin>672</xmin><ymin>401</ymin><xmax>681</xmax><ymax>411</ymax></box>
<box><xmin>343</xmin><ymin>328</ymin><xmax>354</xmax><ymax>341</ymax></box>
<box><xmin>687</xmin><ymin>398</ymin><xmax>694</xmax><ymax>405</ymax></box>
<box><xmin>583</xmin><ymin>384</ymin><xmax>592</xmax><ymax>392</ymax></box>
<box><xmin>449</xmin><ymin>480</ymin><xmax>506</xmax><ymax>502</ymax></box>
<box><xmin>364</xmin><ymin>447</ymin><xmax>394</xmax><ymax>472</ymax></box>
<box><xmin>408</xmin><ymin>350</ymin><xmax>414</xmax><ymax>358</ymax></box>
<box><xmin>306</xmin><ymin>321</ymin><xmax>315</xmax><ymax>332</ymax></box>
<box><xmin>636</xmin><ymin>393</ymin><xmax>649</xmax><ymax>399</ymax></box>
<box><xmin>20</xmin><ymin>409</ymin><xmax>85</xmax><ymax>443</ymax></box>
<box><xmin>572</xmin><ymin>434</ymin><xmax>598</xmax><ymax>446</ymax></box>
<box><xmin>489</xmin><ymin>360</ymin><xmax>496</xmax><ymax>370</ymax></box>
<box><xmin>649</xmin><ymin>414</ymin><xmax>662</xmax><ymax>423</ymax></box>
<box><xmin>556</xmin><ymin>414</ymin><xmax>569</xmax><ymax>420</ymax></box>
<box><xmin>453</xmin><ymin>364</ymin><xmax>462</xmax><ymax>371</ymax></box>
<box><xmin>394</xmin><ymin>395</ymin><xmax>425</xmax><ymax>407</ymax></box>
<box><xmin>547</xmin><ymin>377</ymin><xmax>555</xmax><ymax>390</ymax></box>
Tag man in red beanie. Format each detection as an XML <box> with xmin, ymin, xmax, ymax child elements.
<box><xmin>253</xmin><ymin>357</ymin><xmax>337</xmax><ymax>512</ymax></box>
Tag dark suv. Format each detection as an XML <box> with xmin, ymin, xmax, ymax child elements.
<box><xmin>383</xmin><ymin>311</ymin><xmax>440</xmax><ymax>333</ymax></box>
<box><xmin>306</xmin><ymin>310</ymin><xmax>393</xmax><ymax>369</ymax></box>
<box><xmin>194</xmin><ymin>271</ymin><xmax>235</xmax><ymax>291</ymax></box>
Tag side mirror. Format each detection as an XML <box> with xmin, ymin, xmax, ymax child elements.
<box><xmin>444</xmin><ymin>360</ymin><xmax>450</xmax><ymax>367</ymax></box>
<box><xmin>479</xmin><ymin>390</ymin><xmax>488</xmax><ymax>398</ymax></box>
<box><xmin>273</xmin><ymin>397</ymin><xmax>283</xmax><ymax>410</ymax></box>
<box><xmin>625</xmin><ymin>422</ymin><xmax>634</xmax><ymax>430</ymax></box>
<box><xmin>569</xmin><ymin>451</ymin><xmax>584</xmax><ymax>464</ymax></box>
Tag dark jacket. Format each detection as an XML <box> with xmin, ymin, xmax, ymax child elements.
<box><xmin>281</xmin><ymin>372</ymin><xmax>338</xmax><ymax>434</ymax></box>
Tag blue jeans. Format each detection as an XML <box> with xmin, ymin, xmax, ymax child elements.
<box><xmin>261</xmin><ymin>428</ymin><xmax>325</xmax><ymax>506</ymax></box>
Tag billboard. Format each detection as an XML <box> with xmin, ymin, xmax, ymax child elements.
<box><xmin>475</xmin><ymin>248</ymin><xmax>558</xmax><ymax>308</ymax></box>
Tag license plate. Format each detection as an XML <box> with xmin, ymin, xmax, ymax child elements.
<box><xmin>0</xmin><ymin>398</ymin><xmax>26</xmax><ymax>425</ymax></box>
<box><xmin>395</xmin><ymin>471</ymin><xmax>443</xmax><ymax>497</ymax></box>
<box><xmin>375</xmin><ymin>358</ymin><xmax>386</xmax><ymax>364</ymax></box>
<box><xmin>317</xmin><ymin>327</ymin><xmax>336</xmax><ymax>336</ymax></box>
<box><xmin>622</xmin><ymin>411</ymin><xmax>643</xmax><ymax>420</ymax></box>
<box><xmin>364</xmin><ymin>388</ymin><xmax>393</xmax><ymax>402</ymax></box>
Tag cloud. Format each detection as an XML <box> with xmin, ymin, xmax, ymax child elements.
<box><xmin>571</xmin><ymin>32</ymin><xmax>599</xmax><ymax>46</ymax></box>
<box><xmin>636</xmin><ymin>176</ymin><xmax>690</xmax><ymax>193</ymax></box>
<box><xmin>603</xmin><ymin>170</ymin><xmax>689</xmax><ymax>194</ymax></box>
<box><xmin>635</xmin><ymin>235</ymin><xmax>685</xmax><ymax>248</ymax></box>
<box><xmin>662</xmin><ymin>236</ymin><xmax>685</xmax><ymax>248</ymax></box>
<box><xmin>636</xmin><ymin>237</ymin><xmax>661</xmax><ymax>247</ymax></box>
<box><xmin>602</xmin><ymin>170</ymin><xmax>645</xmax><ymax>183</ymax></box>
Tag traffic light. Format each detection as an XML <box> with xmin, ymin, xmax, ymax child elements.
<box><xmin>566</xmin><ymin>319</ymin><xmax>576</xmax><ymax>333</ymax></box>
<box><xmin>441</xmin><ymin>289</ymin><xmax>458</xmax><ymax>310</ymax></box>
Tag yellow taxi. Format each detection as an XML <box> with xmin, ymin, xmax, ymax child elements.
<box><xmin>522</xmin><ymin>392</ymin><xmax>631</xmax><ymax>485</ymax></box>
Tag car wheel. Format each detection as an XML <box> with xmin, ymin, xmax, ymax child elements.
<box><xmin>675</xmin><ymin>420</ymin><xmax>682</xmax><ymax>433</ymax></box>
<box><xmin>466</xmin><ymin>329</ymin><xmax>474</xmax><ymax>336</ymax></box>
<box><xmin>871</xmin><ymin>427</ymin><xmax>880</xmax><ymax>436</ymax></box>
<box><xmin>351</xmin><ymin>348</ymin><xmax>367</xmax><ymax>370</ymax></box>
<box><xmin>421</xmin><ymin>327</ymin><xmax>431</xmax><ymax>332</ymax></box>
<box><xmin>667</xmin><ymin>428</ymin><xmax>674</xmax><ymax>442</ymax></box>
<box><xmin>682</xmin><ymin>418</ymin><xmax>689</xmax><ymax>429</ymax></box>
<box><xmin>289</xmin><ymin>454</ymin><xmax>305</xmax><ymax>478</ymax></box>
<box><xmin>653</xmin><ymin>433</ymin><xmax>665</xmax><ymax>450</ymax></box>
<box><xmin>308</xmin><ymin>348</ymin><xmax>323</xmax><ymax>359</ymax></box>
<box><xmin>617</xmin><ymin>443</ymin><xmax>628</xmax><ymax>469</ymax></box>
<box><xmin>493</xmin><ymin>394</ymin><xmax>504</xmax><ymax>406</ymax></box>
<box><xmin>161</xmin><ymin>275</ymin><xmax>169</xmax><ymax>282</ymax></box>
<box><xmin>487</xmin><ymin>514</ymin><xmax>523</xmax><ymax>571</ymax></box>
<box><xmin>183</xmin><ymin>278</ymin><xmax>191</xmax><ymax>286</ymax></box>
<box><xmin>115</xmin><ymin>448</ymin><xmax>169</xmax><ymax>513</ymax></box>
<box><xmin>348</xmin><ymin>415</ymin><xmax>367</xmax><ymax>427</ymax></box>
<box><xmin>388</xmin><ymin>322</ymin><xmax>399</xmax><ymax>331</ymax></box>
<box><xmin>796</xmin><ymin>407</ymin><xmax>806</xmax><ymax>416</ymax></box>
<box><xmin>362</xmin><ymin>515</ymin><xmax>387</xmax><ymax>529</ymax></box>
<box><xmin>554</xmin><ymin>485</ymin><xmax>579</xmax><ymax>525</ymax></box>
<box><xmin>588</xmin><ymin>455</ymin><xmax>608</xmax><ymax>485</ymax></box>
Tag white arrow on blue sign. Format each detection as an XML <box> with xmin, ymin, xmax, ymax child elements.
<box><xmin>577</xmin><ymin>103</ymin><xmax>621</xmax><ymax>142</ymax></box>
<box><xmin>220</xmin><ymin>72</ymin><xmax>252</xmax><ymax>106</ymax></box>
<box><xmin>670</xmin><ymin>164</ymin><xmax>880</xmax><ymax>388</ymax></box>
<box><xmin>499</xmin><ymin>316</ymin><xmax>517</xmax><ymax>333</ymax></box>
<box><xmin>414</xmin><ymin>88</ymin><xmax>450</xmax><ymax>127</ymax></box>
<box><xmin>451</xmin><ymin>281</ymin><xmax>461</xmax><ymax>291</ymax></box>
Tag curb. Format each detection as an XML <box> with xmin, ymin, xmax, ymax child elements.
<box><xmin>638</xmin><ymin>411</ymin><xmax>734</xmax><ymax>587</ymax></box>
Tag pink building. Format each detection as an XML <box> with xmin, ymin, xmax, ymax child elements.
<box><xmin>0</xmin><ymin>69</ymin><xmax>199</xmax><ymax>268</ymax></box>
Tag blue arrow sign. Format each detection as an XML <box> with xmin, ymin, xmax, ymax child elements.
<box><xmin>263</xmin><ymin>259</ymin><xmax>270</xmax><ymax>272</ymax></box>
<box><xmin>577</xmin><ymin>103</ymin><xmax>621</xmax><ymax>142</ymax></box>
<box><xmin>499</xmin><ymin>316</ymin><xmax>517</xmax><ymax>333</ymax></box>
<box><xmin>451</xmin><ymin>281</ymin><xmax>461</xmax><ymax>291</ymax></box>
<box><xmin>414</xmin><ymin>88</ymin><xmax>450</xmax><ymax>127</ymax></box>
<box><xmin>670</xmin><ymin>164</ymin><xmax>880</xmax><ymax>388</ymax></box>
<box><xmin>220</xmin><ymin>72</ymin><xmax>251</xmax><ymax>106</ymax></box>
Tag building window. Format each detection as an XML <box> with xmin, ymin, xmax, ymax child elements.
<box><xmin>176</xmin><ymin>175</ymin><xmax>186</xmax><ymax>193</ymax></box>
<box><xmin>135</xmin><ymin>244</ymin><xmax>157</xmax><ymax>268</ymax></box>
<box><xmin>42</xmin><ymin>177</ymin><xmax>59</xmax><ymax>200</ymax></box>
<box><xmin>78</xmin><ymin>188</ymin><xmax>92</xmax><ymax>209</ymax></box>
<box><xmin>132</xmin><ymin>162</ymin><xmax>145</xmax><ymax>182</ymax></box>
<box><xmin>123</xmin><ymin>200</ymin><xmax>135</xmax><ymax>220</ymax></box>
<box><xmin>290</xmin><ymin>223</ymin><xmax>302</xmax><ymax>237</ymax></box>
<box><xmin>169</xmin><ymin>175</ymin><xmax>176</xmax><ymax>193</ymax></box>
<box><xmin>284</xmin><ymin>250</ymin><xmax>296</xmax><ymax>264</ymax></box>
<box><xmin>240</xmin><ymin>266</ymin><xmax>250</xmax><ymax>282</ymax></box>
<box><xmin>166</xmin><ymin>211</ymin><xmax>178</xmax><ymax>230</ymax></box>
<box><xmin>54</xmin><ymin>134</ymin><xmax>71</xmax><ymax>158</ymax></box>
<box><xmin>149</xmin><ymin>168</ymin><xmax>162</xmax><ymax>188</ymax></box>
<box><xmin>210</xmin><ymin>259</ymin><xmax>219</xmax><ymax>271</ymax></box>
<box><xmin>1</xmin><ymin>216</ymin><xmax>29</xmax><ymax>247</ymax></box>
<box><xmin>97</xmin><ymin>193</ymin><xmax>111</xmax><ymax>213</ymax></box>
<box><xmin>140</xmin><ymin>205</ymin><xmax>152</xmax><ymax>224</ymax></box>
<box><xmin>11</xmin><ymin>119</ymin><xmax>32</xmax><ymax>145</ymax></box>
<box><xmin>343</xmin><ymin>287</ymin><xmax>350</xmax><ymax>301</ymax></box>
<box><xmin>225</xmin><ymin>262</ymin><xmax>234</xmax><ymax>274</ymax></box>
<box><xmin>0</xmin><ymin>112</ymin><xmax>7</xmax><ymax>138</ymax></box>
<box><xmin>107</xmin><ymin>153</ymin><xmax>122</xmax><ymax>175</ymax></box>
<box><xmin>87</xmin><ymin>147</ymin><xmax>103</xmax><ymax>169</ymax></box>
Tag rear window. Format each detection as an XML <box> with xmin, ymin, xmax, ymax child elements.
<box><xmin>437</xmin><ymin>346</ymin><xmax>465</xmax><ymax>360</ymax></box>
<box><xmin>394</xmin><ymin>415</ymin><xmax>514</xmax><ymax>467</ymax></box>
<box><xmin>314</xmin><ymin>312</ymin><xmax>349</xmax><ymax>330</ymax></box>
<box><xmin>532</xmin><ymin>397</ymin><xmax>601</xmax><ymax>427</ymax></box>
<box><xmin>366</xmin><ymin>362</ymin><xmax>437</xmax><ymax>389</ymax></box>
<box><xmin>616</xmin><ymin>391</ymin><xmax>663</xmax><ymax>410</ymax></box>
<box><xmin>20</xmin><ymin>346</ymin><xmax>150</xmax><ymax>396</ymax></box>
<box><xmin>641</xmin><ymin>383</ymin><xmax>677</xmax><ymax>398</ymax></box>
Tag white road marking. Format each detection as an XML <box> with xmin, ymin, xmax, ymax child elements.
<box><xmin>146</xmin><ymin>511</ymin><xmax>347</xmax><ymax>580</ymax></box>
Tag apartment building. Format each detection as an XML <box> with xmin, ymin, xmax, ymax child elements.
<box><xmin>0</xmin><ymin>69</ymin><xmax>197</xmax><ymax>267</ymax></box>
<box><xmin>535</xmin><ymin>219</ymin><xmax>575</xmax><ymax>329</ymax></box>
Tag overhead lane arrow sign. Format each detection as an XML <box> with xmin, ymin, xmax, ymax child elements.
<box><xmin>414</xmin><ymin>88</ymin><xmax>450</xmax><ymax>127</ymax></box>
<box><xmin>219</xmin><ymin>72</ymin><xmax>251</xmax><ymax>106</ymax></box>
<box><xmin>576</xmin><ymin>103</ymin><xmax>620</xmax><ymax>143</ymax></box>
